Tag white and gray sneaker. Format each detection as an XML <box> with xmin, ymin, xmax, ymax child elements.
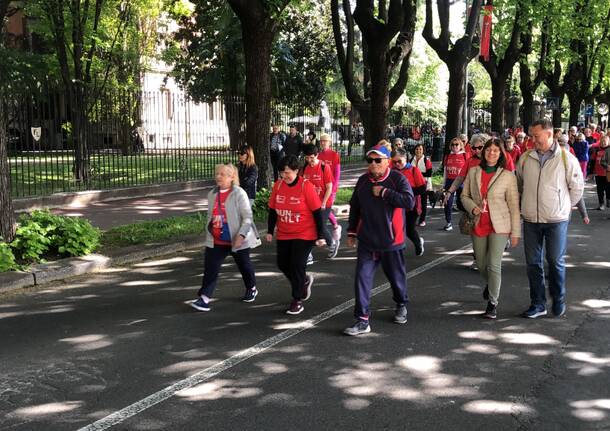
<box><xmin>328</xmin><ymin>239</ymin><xmax>340</xmax><ymax>259</ymax></box>
<box><xmin>306</xmin><ymin>252</ymin><xmax>314</xmax><ymax>265</ymax></box>
<box><xmin>343</xmin><ymin>320</ymin><xmax>371</xmax><ymax>336</ymax></box>
<box><xmin>394</xmin><ymin>304</ymin><xmax>408</xmax><ymax>324</ymax></box>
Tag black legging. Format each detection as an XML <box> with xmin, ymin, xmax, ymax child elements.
<box><xmin>418</xmin><ymin>193</ymin><xmax>428</xmax><ymax>224</ymax></box>
<box><xmin>276</xmin><ymin>239</ymin><xmax>315</xmax><ymax>301</ymax></box>
<box><xmin>595</xmin><ymin>176</ymin><xmax>610</xmax><ymax>205</ymax></box>
<box><xmin>405</xmin><ymin>210</ymin><xmax>421</xmax><ymax>252</ymax></box>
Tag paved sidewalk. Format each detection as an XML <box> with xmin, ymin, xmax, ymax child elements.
<box><xmin>51</xmin><ymin>165</ymin><xmax>367</xmax><ymax>230</ymax></box>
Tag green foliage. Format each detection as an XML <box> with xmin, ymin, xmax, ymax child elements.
<box><xmin>10</xmin><ymin>210</ymin><xmax>100</xmax><ymax>262</ymax></box>
<box><xmin>166</xmin><ymin>0</ymin><xmax>336</xmax><ymax>108</ymax></box>
<box><xmin>0</xmin><ymin>242</ymin><xmax>18</xmax><ymax>272</ymax></box>
<box><xmin>11</xmin><ymin>212</ymin><xmax>56</xmax><ymax>262</ymax></box>
<box><xmin>252</xmin><ymin>188</ymin><xmax>272</xmax><ymax>222</ymax></box>
<box><xmin>101</xmin><ymin>212</ymin><xmax>206</xmax><ymax>249</ymax></box>
<box><xmin>333</xmin><ymin>187</ymin><xmax>353</xmax><ymax>205</ymax></box>
<box><xmin>54</xmin><ymin>217</ymin><xmax>101</xmax><ymax>257</ymax></box>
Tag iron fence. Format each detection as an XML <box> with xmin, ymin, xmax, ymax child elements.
<box><xmin>7</xmin><ymin>87</ymin><xmax>447</xmax><ymax>198</ymax></box>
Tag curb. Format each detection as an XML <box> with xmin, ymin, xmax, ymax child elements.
<box><xmin>0</xmin><ymin>237</ymin><xmax>205</xmax><ymax>295</ymax></box>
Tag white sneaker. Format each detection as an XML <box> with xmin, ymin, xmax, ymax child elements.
<box><xmin>443</xmin><ymin>223</ymin><xmax>453</xmax><ymax>231</ymax></box>
<box><xmin>332</xmin><ymin>224</ymin><xmax>342</xmax><ymax>241</ymax></box>
<box><xmin>328</xmin><ymin>239</ymin><xmax>340</xmax><ymax>259</ymax></box>
<box><xmin>416</xmin><ymin>237</ymin><xmax>424</xmax><ymax>256</ymax></box>
<box><xmin>306</xmin><ymin>252</ymin><xmax>314</xmax><ymax>265</ymax></box>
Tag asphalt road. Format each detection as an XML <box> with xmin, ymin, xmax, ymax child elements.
<box><xmin>1</xmin><ymin>185</ymin><xmax>609</xmax><ymax>431</ymax></box>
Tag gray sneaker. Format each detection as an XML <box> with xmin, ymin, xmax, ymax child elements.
<box><xmin>327</xmin><ymin>239</ymin><xmax>340</xmax><ymax>259</ymax></box>
<box><xmin>343</xmin><ymin>320</ymin><xmax>371</xmax><ymax>336</ymax></box>
<box><xmin>306</xmin><ymin>252</ymin><xmax>314</xmax><ymax>265</ymax></box>
<box><xmin>394</xmin><ymin>304</ymin><xmax>408</xmax><ymax>324</ymax></box>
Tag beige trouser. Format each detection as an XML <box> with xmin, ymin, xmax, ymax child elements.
<box><xmin>471</xmin><ymin>233</ymin><xmax>509</xmax><ymax>305</ymax></box>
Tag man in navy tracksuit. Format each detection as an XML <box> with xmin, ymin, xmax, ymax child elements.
<box><xmin>344</xmin><ymin>143</ymin><xmax>415</xmax><ymax>336</ymax></box>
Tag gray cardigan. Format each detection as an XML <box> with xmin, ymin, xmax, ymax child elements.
<box><xmin>204</xmin><ymin>185</ymin><xmax>261</xmax><ymax>251</ymax></box>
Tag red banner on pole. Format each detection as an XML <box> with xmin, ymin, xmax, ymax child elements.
<box><xmin>480</xmin><ymin>4</ymin><xmax>493</xmax><ymax>61</ymax></box>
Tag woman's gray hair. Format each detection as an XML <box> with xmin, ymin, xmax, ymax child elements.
<box><xmin>470</xmin><ymin>133</ymin><xmax>489</xmax><ymax>147</ymax></box>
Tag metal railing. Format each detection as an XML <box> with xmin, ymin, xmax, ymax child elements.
<box><xmin>7</xmin><ymin>87</ymin><xmax>447</xmax><ymax>198</ymax></box>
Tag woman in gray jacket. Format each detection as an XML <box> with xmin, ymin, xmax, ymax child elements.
<box><xmin>191</xmin><ymin>163</ymin><xmax>261</xmax><ymax>312</ymax></box>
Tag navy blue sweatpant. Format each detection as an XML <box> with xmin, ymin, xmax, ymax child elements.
<box><xmin>353</xmin><ymin>246</ymin><xmax>408</xmax><ymax>321</ymax></box>
<box><xmin>198</xmin><ymin>246</ymin><xmax>256</xmax><ymax>298</ymax></box>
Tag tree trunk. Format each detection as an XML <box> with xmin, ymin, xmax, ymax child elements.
<box><xmin>490</xmin><ymin>78</ymin><xmax>508</xmax><ymax>133</ymax></box>
<box><xmin>0</xmin><ymin>93</ymin><xmax>16</xmax><ymax>242</ymax></box>
<box><xmin>519</xmin><ymin>62</ymin><xmax>534</xmax><ymax>130</ymax></box>
<box><xmin>568</xmin><ymin>96</ymin><xmax>582</xmax><ymax>127</ymax></box>
<box><xmin>445</xmin><ymin>63</ymin><xmax>466</xmax><ymax>151</ymax></box>
<box><xmin>224</xmin><ymin>96</ymin><xmax>246</xmax><ymax>151</ymax></box>
<box><xmin>366</xmin><ymin>48</ymin><xmax>390</xmax><ymax>149</ymax></box>
<box><xmin>71</xmin><ymin>84</ymin><xmax>90</xmax><ymax>182</ymax></box>
<box><xmin>241</xmin><ymin>24</ymin><xmax>273</xmax><ymax>189</ymax></box>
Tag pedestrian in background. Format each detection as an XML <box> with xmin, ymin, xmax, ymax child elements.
<box><xmin>344</xmin><ymin>143</ymin><xmax>414</xmax><ymax>336</ymax></box>
<box><xmin>392</xmin><ymin>147</ymin><xmax>426</xmax><ymax>256</ymax></box>
<box><xmin>237</xmin><ymin>145</ymin><xmax>258</xmax><ymax>206</ymax></box>
<box><xmin>267</xmin><ymin>155</ymin><xmax>327</xmax><ymax>315</ymax></box>
<box><xmin>409</xmin><ymin>143</ymin><xmax>433</xmax><ymax>227</ymax></box>
<box><xmin>461</xmin><ymin>138</ymin><xmax>521</xmax><ymax>319</ymax></box>
<box><xmin>517</xmin><ymin>119</ymin><xmax>584</xmax><ymax>319</ymax></box>
<box><xmin>573</xmin><ymin>133</ymin><xmax>590</xmax><ymax>179</ymax></box>
<box><xmin>442</xmin><ymin>137</ymin><xmax>469</xmax><ymax>231</ymax></box>
<box><xmin>318</xmin><ymin>133</ymin><xmax>343</xmax><ymax>243</ymax></box>
<box><xmin>269</xmin><ymin>125</ymin><xmax>286</xmax><ymax>181</ymax></box>
<box><xmin>191</xmin><ymin>163</ymin><xmax>260</xmax><ymax>312</ymax></box>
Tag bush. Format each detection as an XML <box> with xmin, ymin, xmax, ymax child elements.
<box><xmin>0</xmin><ymin>241</ymin><xmax>18</xmax><ymax>272</ymax></box>
<box><xmin>252</xmin><ymin>188</ymin><xmax>271</xmax><ymax>222</ymax></box>
<box><xmin>10</xmin><ymin>210</ymin><xmax>100</xmax><ymax>263</ymax></box>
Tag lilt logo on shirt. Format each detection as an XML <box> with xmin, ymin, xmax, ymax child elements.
<box><xmin>277</xmin><ymin>209</ymin><xmax>301</xmax><ymax>223</ymax></box>
<box><xmin>276</xmin><ymin>195</ymin><xmax>286</xmax><ymax>204</ymax></box>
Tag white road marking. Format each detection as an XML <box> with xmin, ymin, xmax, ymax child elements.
<box><xmin>77</xmin><ymin>244</ymin><xmax>471</xmax><ymax>431</ymax></box>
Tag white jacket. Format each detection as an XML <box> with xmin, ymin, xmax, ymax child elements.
<box><xmin>204</xmin><ymin>185</ymin><xmax>261</xmax><ymax>251</ymax></box>
<box><xmin>516</xmin><ymin>144</ymin><xmax>584</xmax><ymax>223</ymax></box>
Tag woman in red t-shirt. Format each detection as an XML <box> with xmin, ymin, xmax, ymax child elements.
<box><xmin>442</xmin><ymin>137</ymin><xmax>469</xmax><ymax>231</ymax></box>
<box><xmin>392</xmin><ymin>148</ymin><xmax>426</xmax><ymax>256</ymax></box>
<box><xmin>409</xmin><ymin>144</ymin><xmax>434</xmax><ymax>226</ymax></box>
<box><xmin>267</xmin><ymin>155</ymin><xmax>327</xmax><ymax>315</ymax></box>
<box><xmin>461</xmin><ymin>138</ymin><xmax>521</xmax><ymax>319</ymax></box>
<box><xmin>592</xmin><ymin>135</ymin><xmax>610</xmax><ymax>209</ymax></box>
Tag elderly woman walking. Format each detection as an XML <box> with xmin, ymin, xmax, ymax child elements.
<box><xmin>461</xmin><ymin>138</ymin><xmax>521</xmax><ymax>319</ymax></box>
<box><xmin>191</xmin><ymin>163</ymin><xmax>261</xmax><ymax>312</ymax></box>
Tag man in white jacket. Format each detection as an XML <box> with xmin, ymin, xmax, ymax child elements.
<box><xmin>516</xmin><ymin>119</ymin><xmax>584</xmax><ymax>319</ymax></box>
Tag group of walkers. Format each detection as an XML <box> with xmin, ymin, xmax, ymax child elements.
<box><xmin>191</xmin><ymin>118</ymin><xmax>592</xmax><ymax>336</ymax></box>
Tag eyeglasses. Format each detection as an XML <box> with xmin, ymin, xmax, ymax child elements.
<box><xmin>366</xmin><ymin>157</ymin><xmax>384</xmax><ymax>164</ymax></box>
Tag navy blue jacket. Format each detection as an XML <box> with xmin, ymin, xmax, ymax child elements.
<box><xmin>348</xmin><ymin>168</ymin><xmax>414</xmax><ymax>252</ymax></box>
<box><xmin>238</xmin><ymin>164</ymin><xmax>258</xmax><ymax>199</ymax></box>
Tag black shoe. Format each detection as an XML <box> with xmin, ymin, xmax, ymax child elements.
<box><xmin>483</xmin><ymin>302</ymin><xmax>497</xmax><ymax>319</ymax></box>
<box><xmin>483</xmin><ymin>285</ymin><xmax>489</xmax><ymax>301</ymax></box>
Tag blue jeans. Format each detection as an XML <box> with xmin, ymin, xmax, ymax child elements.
<box><xmin>443</xmin><ymin>179</ymin><xmax>463</xmax><ymax>224</ymax></box>
<box><xmin>523</xmin><ymin>221</ymin><xmax>569</xmax><ymax>308</ymax></box>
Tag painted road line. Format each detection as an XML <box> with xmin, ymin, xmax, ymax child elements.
<box><xmin>77</xmin><ymin>243</ymin><xmax>472</xmax><ymax>431</ymax></box>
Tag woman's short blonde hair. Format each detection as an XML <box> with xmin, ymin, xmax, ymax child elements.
<box><xmin>377</xmin><ymin>139</ymin><xmax>392</xmax><ymax>151</ymax></box>
<box><xmin>215</xmin><ymin>163</ymin><xmax>240</xmax><ymax>186</ymax></box>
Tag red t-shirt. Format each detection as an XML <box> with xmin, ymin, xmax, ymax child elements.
<box><xmin>473</xmin><ymin>170</ymin><xmax>496</xmax><ymax>237</ymax></box>
<box><xmin>505</xmin><ymin>145</ymin><xmax>521</xmax><ymax>165</ymax></box>
<box><xmin>592</xmin><ymin>132</ymin><xmax>601</xmax><ymax>144</ymax></box>
<box><xmin>519</xmin><ymin>138</ymin><xmax>535</xmax><ymax>153</ymax></box>
<box><xmin>269</xmin><ymin>177</ymin><xmax>321</xmax><ymax>240</ymax></box>
<box><xmin>444</xmin><ymin>152</ymin><xmax>469</xmax><ymax>180</ymax></box>
<box><xmin>463</xmin><ymin>143</ymin><xmax>473</xmax><ymax>158</ymax></box>
<box><xmin>593</xmin><ymin>147</ymin><xmax>608</xmax><ymax>176</ymax></box>
<box><xmin>395</xmin><ymin>165</ymin><xmax>426</xmax><ymax>214</ymax></box>
<box><xmin>302</xmin><ymin>161</ymin><xmax>334</xmax><ymax>204</ymax></box>
<box><xmin>212</xmin><ymin>189</ymin><xmax>231</xmax><ymax>245</ymax></box>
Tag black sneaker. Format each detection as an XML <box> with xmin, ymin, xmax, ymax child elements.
<box><xmin>242</xmin><ymin>288</ymin><xmax>258</xmax><ymax>303</ymax></box>
<box><xmin>521</xmin><ymin>304</ymin><xmax>547</xmax><ymax>319</ymax></box>
<box><xmin>343</xmin><ymin>320</ymin><xmax>371</xmax><ymax>336</ymax></box>
<box><xmin>286</xmin><ymin>300</ymin><xmax>304</xmax><ymax>315</ymax></box>
<box><xmin>483</xmin><ymin>285</ymin><xmax>489</xmax><ymax>301</ymax></box>
<box><xmin>394</xmin><ymin>304</ymin><xmax>408</xmax><ymax>324</ymax></box>
<box><xmin>190</xmin><ymin>297</ymin><xmax>210</xmax><ymax>312</ymax></box>
<box><xmin>302</xmin><ymin>274</ymin><xmax>314</xmax><ymax>301</ymax></box>
<box><xmin>483</xmin><ymin>302</ymin><xmax>497</xmax><ymax>319</ymax></box>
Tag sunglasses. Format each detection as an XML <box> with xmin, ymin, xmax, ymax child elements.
<box><xmin>366</xmin><ymin>157</ymin><xmax>385</xmax><ymax>164</ymax></box>
<box><xmin>473</xmin><ymin>146</ymin><xmax>483</xmax><ymax>150</ymax></box>
<box><xmin>392</xmin><ymin>160</ymin><xmax>404</xmax><ymax>165</ymax></box>
<box><xmin>451</xmin><ymin>143</ymin><xmax>460</xmax><ymax>147</ymax></box>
